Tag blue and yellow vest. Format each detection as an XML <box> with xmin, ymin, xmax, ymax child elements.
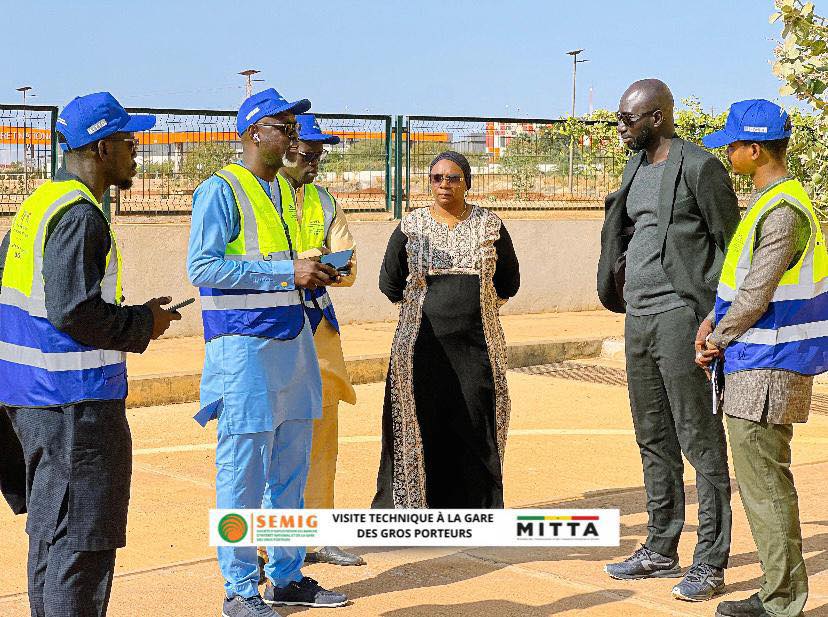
<box><xmin>714</xmin><ymin>178</ymin><xmax>828</xmax><ymax>375</ymax></box>
<box><xmin>200</xmin><ymin>163</ymin><xmax>305</xmax><ymax>342</ymax></box>
<box><xmin>275</xmin><ymin>174</ymin><xmax>340</xmax><ymax>333</ymax></box>
<box><xmin>0</xmin><ymin>180</ymin><xmax>127</xmax><ymax>406</ymax></box>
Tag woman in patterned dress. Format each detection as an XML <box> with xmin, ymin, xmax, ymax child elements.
<box><xmin>372</xmin><ymin>151</ymin><xmax>520</xmax><ymax>509</ymax></box>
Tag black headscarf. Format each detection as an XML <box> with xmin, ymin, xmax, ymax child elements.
<box><xmin>429</xmin><ymin>150</ymin><xmax>472</xmax><ymax>189</ymax></box>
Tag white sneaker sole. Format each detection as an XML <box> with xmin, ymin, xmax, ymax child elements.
<box><xmin>264</xmin><ymin>598</ymin><xmax>348</xmax><ymax>608</ymax></box>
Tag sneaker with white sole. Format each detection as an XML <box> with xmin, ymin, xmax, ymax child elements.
<box><xmin>222</xmin><ymin>594</ymin><xmax>282</xmax><ymax>617</ymax></box>
<box><xmin>672</xmin><ymin>563</ymin><xmax>725</xmax><ymax>601</ymax></box>
<box><xmin>263</xmin><ymin>577</ymin><xmax>348</xmax><ymax>608</ymax></box>
<box><xmin>604</xmin><ymin>545</ymin><xmax>682</xmax><ymax>580</ymax></box>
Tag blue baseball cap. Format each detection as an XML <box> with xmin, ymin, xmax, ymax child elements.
<box><xmin>296</xmin><ymin>114</ymin><xmax>341</xmax><ymax>145</ymax></box>
<box><xmin>56</xmin><ymin>92</ymin><xmax>155</xmax><ymax>150</ymax></box>
<box><xmin>237</xmin><ymin>88</ymin><xmax>311</xmax><ymax>136</ymax></box>
<box><xmin>702</xmin><ymin>99</ymin><xmax>792</xmax><ymax>148</ymax></box>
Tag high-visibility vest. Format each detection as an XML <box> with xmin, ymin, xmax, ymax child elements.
<box><xmin>276</xmin><ymin>175</ymin><xmax>340</xmax><ymax>333</ymax></box>
<box><xmin>0</xmin><ymin>179</ymin><xmax>127</xmax><ymax>406</ymax></box>
<box><xmin>714</xmin><ymin>178</ymin><xmax>828</xmax><ymax>375</ymax></box>
<box><xmin>199</xmin><ymin>163</ymin><xmax>305</xmax><ymax>342</ymax></box>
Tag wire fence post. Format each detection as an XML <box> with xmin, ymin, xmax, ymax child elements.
<box><xmin>405</xmin><ymin>116</ymin><xmax>411</xmax><ymax>213</ymax></box>
<box><xmin>384</xmin><ymin>116</ymin><xmax>392</xmax><ymax>214</ymax></box>
<box><xmin>394</xmin><ymin>115</ymin><xmax>403</xmax><ymax>219</ymax></box>
<box><xmin>49</xmin><ymin>108</ymin><xmax>58</xmax><ymax>177</ymax></box>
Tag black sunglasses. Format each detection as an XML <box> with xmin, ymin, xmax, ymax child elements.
<box><xmin>296</xmin><ymin>150</ymin><xmax>328</xmax><ymax>163</ymax></box>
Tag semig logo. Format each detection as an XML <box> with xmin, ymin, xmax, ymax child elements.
<box><xmin>218</xmin><ymin>513</ymin><xmax>249</xmax><ymax>543</ymax></box>
<box><xmin>516</xmin><ymin>515</ymin><xmax>600</xmax><ymax>539</ymax></box>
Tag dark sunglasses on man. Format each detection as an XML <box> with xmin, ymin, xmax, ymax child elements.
<box><xmin>297</xmin><ymin>150</ymin><xmax>328</xmax><ymax>164</ymax></box>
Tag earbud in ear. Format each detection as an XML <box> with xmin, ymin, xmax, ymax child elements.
<box><xmin>253</xmin><ymin>135</ymin><xmax>260</xmax><ymax>144</ymax></box>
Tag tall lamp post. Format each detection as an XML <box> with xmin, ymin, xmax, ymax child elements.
<box><xmin>238</xmin><ymin>69</ymin><xmax>263</xmax><ymax>99</ymax></box>
<box><xmin>16</xmin><ymin>86</ymin><xmax>33</xmax><ymax>193</ymax></box>
<box><xmin>566</xmin><ymin>50</ymin><xmax>588</xmax><ymax>195</ymax></box>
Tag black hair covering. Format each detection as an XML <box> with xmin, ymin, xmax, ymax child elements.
<box><xmin>429</xmin><ymin>150</ymin><xmax>472</xmax><ymax>189</ymax></box>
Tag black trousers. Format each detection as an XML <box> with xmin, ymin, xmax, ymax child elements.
<box><xmin>8</xmin><ymin>400</ymin><xmax>131</xmax><ymax>617</ymax></box>
<box><xmin>625</xmin><ymin>306</ymin><xmax>732</xmax><ymax>568</ymax></box>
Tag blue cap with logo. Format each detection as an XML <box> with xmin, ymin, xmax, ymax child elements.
<box><xmin>237</xmin><ymin>88</ymin><xmax>311</xmax><ymax>136</ymax></box>
<box><xmin>56</xmin><ymin>92</ymin><xmax>155</xmax><ymax>150</ymax></box>
<box><xmin>702</xmin><ymin>99</ymin><xmax>792</xmax><ymax>149</ymax></box>
<box><xmin>296</xmin><ymin>114</ymin><xmax>341</xmax><ymax>145</ymax></box>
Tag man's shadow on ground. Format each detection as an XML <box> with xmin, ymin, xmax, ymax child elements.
<box><xmin>286</xmin><ymin>484</ymin><xmax>828</xmax><ymax>615</ymax></box>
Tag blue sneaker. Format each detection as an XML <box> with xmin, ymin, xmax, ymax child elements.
<box><xmin>604</xmin><ymin>545</ymin><xmax>682</xmax><ymax>580</ymax></box>
<box><xmin>672</xmin><ymin>563</ymin><xmax>725</xmax><ymax>601</ymax></box>
<box><xmin>222</xmin><ymin>594</ymin><xmax>282</xmax><ymax>617</ymax></box>
<box><xmin>263</xmin><ymin>577</ymin><xmax>348</xmax><ymax>608</ymax></box>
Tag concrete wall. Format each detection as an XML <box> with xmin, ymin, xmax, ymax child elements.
<box><xmin>1</xmin><ymin>218</ymin><xmax>605</xmax><ymax>337</ymax></box>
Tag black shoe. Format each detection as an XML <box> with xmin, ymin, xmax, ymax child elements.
<box><xmin>715</xmin><ymin>594</ymin><xmax>770</xmax><ymax>617</ymax></box>
<box><xmin>222</xmin><ymin>594</ymin><xmax>282</xmax><ymax>617</ymax></box>
<box><xmin>263</xmin><ymin>576</ymin><xmax>348</xmax><ymax>608</ymax></box>
<box><xmin>604</xmin><ymin>544</ymin><xmax>682</xmax><ymax>580</ymax></box>
<box><xmin>305</xmin><ymin>546</ymin><xmax>366</xmax><ymax>566</ymax></box>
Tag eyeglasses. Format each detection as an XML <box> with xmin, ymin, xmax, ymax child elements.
<box><xmin>102</xmin><ymin>137</ymin><xmax>140</xmax><ymax>151</ymax></box>
<box><xmin>429</xmin><ymin>173</ymin><xmax>464</xmax><ymax>186</ymax></box>
<box><xmin>615</xmin><ymin>109</ymin><xmax>659</xmax><ymax>127</ymax></box>
<box><xmin>254</xmin><ymin>122</ymin><xmax>299</xmax><ymax>138</ymax></box>
<box><xmin>296</xmin><ymin>150</ymin><xmax>328</xmax><ymax>164</ymax></box>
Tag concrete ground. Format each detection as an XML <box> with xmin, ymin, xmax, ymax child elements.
<box><xmin>2</xmin><ymin>313</ymin><xmax>828</xmax><ymax>616</ymax></box>
<box><xmin>125</xmin><ymin>310</ymin><xmax>626</xmax><ymax>378</ymax></box>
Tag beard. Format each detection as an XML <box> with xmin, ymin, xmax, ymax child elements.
<box><xmin>627</xmin><ymin>125</ymin><xmax>654</xmax><ymax>152</ymax></box>
<box><xmin>117</xmin><ymin>177</ymin><xmax>133</xmax><ymax>190</ymax></box>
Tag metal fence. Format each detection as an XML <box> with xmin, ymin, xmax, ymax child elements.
<box><xmin>1</xmin><ymin>104</ymin><xmax>762</xmax><ymax>218</ymax></box>
<box><xmin>0</xmin><ymin>104</ymin><xmax>57</xmax><ymax>214</ymax></box>
<box><xmin>115</xmin><ymin>109</ymin><xmax>392</xmax><ymax>215</ymax></box>
<box><xmin>406</xmin><ymin>116</ymin><xmax>622</xmax><ymax>211</ymax></box>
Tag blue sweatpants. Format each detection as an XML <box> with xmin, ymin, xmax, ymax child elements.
<box><xmin>216</xmin><ymin>418</ymin><xmax>312</xmax><ymax>599</ymax></box>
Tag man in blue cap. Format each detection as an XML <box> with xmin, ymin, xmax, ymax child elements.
<box><xmin>0</xmin><ymin>92</ymin><xmax>181</xmax><ymax>616</ymax></box>
<box><xmin>277</xmin><ymin>114</ymin><xmax>362</xmax><ymax>567</ymax></box>
<box><xmin>186</xmin><ymin>89</ymin><xmax>347</xmax><ymax>617</ymax></box>
<box><xmin>698</xmin><ymin>100</ymin><xmax>824</xmax><ymax>617</ymax></box>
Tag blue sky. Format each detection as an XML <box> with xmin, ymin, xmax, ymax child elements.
<box><xmin>2</xmin><ymin>0</ymin><xmax>817</xmax><ymax>117</ymax></box>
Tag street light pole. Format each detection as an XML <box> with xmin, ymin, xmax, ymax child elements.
<box><xmin>16</xmin><ymin>86</ymin><xmax>32</xmax><ymax>193</ymax></box>
<box><xmin>566</xmin><ymin>50</ymin><xmax>588</xmax><ymax>195</ymax></box>
<box><xmin>238</xmin><ymin>69</ymin><xmax>260</xmax><ymax>99</ymax></box>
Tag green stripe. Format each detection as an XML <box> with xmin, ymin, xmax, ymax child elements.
<box><xmin>517</xmin><ymin>516</ymin><xmax>545</xmax><ymax>521</ymax></box>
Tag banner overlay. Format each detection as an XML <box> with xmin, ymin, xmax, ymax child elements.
<box><xmin>209</xmin><ymin>509</ymin><xmax>620</xmax><ymax>547</ymax></box>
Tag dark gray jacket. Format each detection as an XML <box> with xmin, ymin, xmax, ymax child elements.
<box><xmin>597</xmin><ymin>137</ymin><xmax>741</xmax><ymax>319</ymax></box>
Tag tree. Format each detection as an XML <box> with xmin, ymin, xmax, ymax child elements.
<box><xmin>181</xmin><ymin>142</ymin><xmax>238</xmax><ymax>184</ymax></box>
<box><xmin>771</xmin><ymin>0</ymin><xmax>828</xmax><ymax>215</ymax></box>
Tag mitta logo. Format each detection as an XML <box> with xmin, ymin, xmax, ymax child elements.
<box><xmin>219</xmin><ymin>513</ymin><xmax>249</xmax><ymax>543</ymax></box>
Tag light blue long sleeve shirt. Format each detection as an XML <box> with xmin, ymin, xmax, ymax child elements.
<box><xmin>187</xmin><ymin>166</ymin><xmax>321</xmax><ymax>434</ymax></box>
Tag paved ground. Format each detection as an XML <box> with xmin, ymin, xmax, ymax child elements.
<box><xmin>125</xmin><ymin>310</ymin><xmax>626</xmax><ymax>377</ymax></box>
<box><xmin>2</xmin><ymin>355</ymin><xmax>828</xmax><ymax>616</ymax></box>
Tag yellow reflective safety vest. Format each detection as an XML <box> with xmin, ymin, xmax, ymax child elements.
<box><xmin>199</xmin><ymin>163</ymin><xmax>305</xmax><ymax>342</ymax></box>
<box><xmin>275</xmin><ymin>174</ymin><xmax>339</xmax><ymax>333</ymax></box>
<box><xmin>714</xmin><ymin>178</ymin><xmax>828</xmax><ymax>375</ymax></box>
<box><xmin>0</xmin><ymin>179</ymin><xmax>127</xmax><ymax>406</ymax></box>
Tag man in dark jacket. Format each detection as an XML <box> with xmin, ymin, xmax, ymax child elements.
<box><xmin>597</xmin><ymin>79</ymin><xmax>741</xmax><ymax>602</ymax></box>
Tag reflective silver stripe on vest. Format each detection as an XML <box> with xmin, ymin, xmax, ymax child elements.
<box><xmin>27</xmin><ymin>190</ymin><xmax>89</xmax><ymax>317</ymax></box>
<box><xmin>0</xmin><ymin>340</ymin><xmax>125</xmax><ymax>371</ymax></box>
<box><xmin>217</xmin><ymin>168</ymin><xmax>261</xmax><ymax>257</ymax></box>
<box><xmin>200</xmin><ymin>291</ymin><xmax>302</xmax><ymax>311</ymax></box>
<box><xmin>100</xmin><ymin>231</ymin><xmax>120</xmax><ymax>302</ymax></box>
<box><xmin>314</xmin><ymin>184</ymin><xmax>336</xmax><ymax>243</ymax></box>
<box><xmin>0</xmin><ymin>286</ymin><xmax>32</xmax><ymax>311</ymax></box>
<box><xmin>306</xmin><ymin>290</ymin><xmax>333</xmax><ymax>310</ymax></box>
<box><xmin>717</xmin><ymin>274</ymin><xmax>828</xmax><ymax>303</ymax></box>
<box><xmin>737</xmin><ymin>318</ymin><xmax>828</xmax><ymax>346</ymax></box>
<box><xmin>224</xmin><ymin>250</ymin><xmax>293</xmax><ymax>262</ymax></box>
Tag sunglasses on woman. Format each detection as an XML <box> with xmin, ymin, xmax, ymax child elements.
<box><xmin>429</xmin><ymin>173</ymin><xmax>464</xmax><ymax>186</ymax></box>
